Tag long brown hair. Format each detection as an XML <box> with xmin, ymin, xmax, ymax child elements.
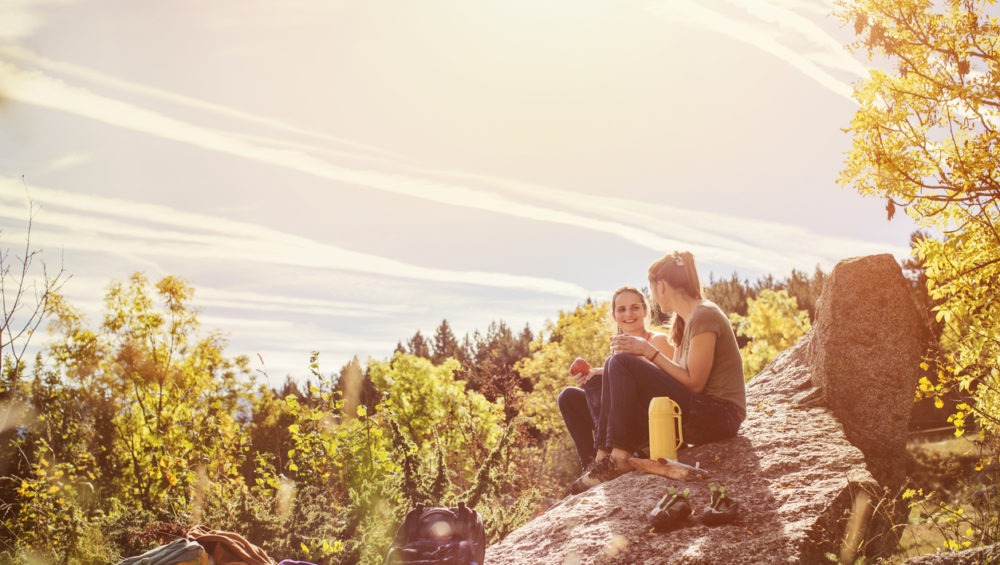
<box><xmin>647</xmin><ymin>251</ymin><xmax>702</xmax><ymax>346</ymax></box>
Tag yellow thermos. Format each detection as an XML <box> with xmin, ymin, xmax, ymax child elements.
<box><xmin>648</xmin><ymin>396</ymin><xmax>683</xmax><ymax>461</ymax></box>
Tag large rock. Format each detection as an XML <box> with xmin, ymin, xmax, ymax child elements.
<box><xmin>486</xmin><ymin>255</ymin><xmax>929</xmax><ymax>564</ymax></box>
<box><xmin>809</xmin><ymin>253</ymin><xmax>930</xmax><ymax>490</ymax></box>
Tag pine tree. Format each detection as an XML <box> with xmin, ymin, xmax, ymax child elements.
<box><xmin>430</xmin><ymin>319</ymin><xmax>462</xmax><ymax>365</ymax></box>
<box><xmin>406</xmin><ymin>330</ymin><xmax>431</xmax><ymax>359</ymax></box>
<box><xmin>705</xmin><ymin>273</ymin><xmax>754</xmax><ymax>318</ymax></box>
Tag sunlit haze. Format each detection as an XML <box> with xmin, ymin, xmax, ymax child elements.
<box><xmin>0</xmin><ymin>0</ymin><xmax>918</xmax><ymax>384</ymax></box>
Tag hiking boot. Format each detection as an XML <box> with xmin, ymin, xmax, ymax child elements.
<box><xmin>648</xmin><ymin>487</ymin><xmax>693</xmax><ymax>531</ymax></box>
<box><xmin>569</xmin><ymin>456</ymin><xmax>629</xmax><ymax>494</ymax></box>
<box><xmin>702</xmin><ymin>483</ymin><xmax>739</xmax><ymax>526</ymax></box>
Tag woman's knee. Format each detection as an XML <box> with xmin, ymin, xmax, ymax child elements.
<box><xmin>606</xmin><ymin>353</ymin><xmax>645</xmax><ymax>380</ymax></box>
<box><xmin>558</xmin><ymin>386</ymin><xmax>584</xmax><ymax>412</ymax></box>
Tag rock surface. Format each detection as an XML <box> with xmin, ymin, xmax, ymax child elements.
<box><xmin>486</xmin><ymin>254</ymin><xmax>929</xmax><ymax>564</ymax></box>
<box><xmin>809</xmin><ymin>253</ymin><xmax>930</xmax><ymax>490</ymax></box>
<box><xmin>903</xmin><ymin>543</ymin><xmax>1000</xmax><ymax>564</ymax></box>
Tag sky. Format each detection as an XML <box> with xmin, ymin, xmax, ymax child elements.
<box><xmin>0</xmin><ymin>0</ymin><xmax>918</xmax><ymax>386</ymax></box>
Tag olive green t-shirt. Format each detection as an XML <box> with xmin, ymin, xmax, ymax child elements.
<box><xmin>678</xmin><ymin>300</ymin><xmax>746</xmax><ymax>420</ymax></box>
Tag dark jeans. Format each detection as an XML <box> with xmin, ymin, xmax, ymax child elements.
<box><xmin>558</xmin><ymin>375</ymin><xmax>603</xmax><ymax>468</ymax></box>
<box><xmin>598</xmin><ymin>354</ymin><xmax>742</xmax><ymax>453</ymax></box>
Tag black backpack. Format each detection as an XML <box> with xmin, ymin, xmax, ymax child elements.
<box><xmin>384</xmin><ymin>502</ymin><xmax>486</xmax><ymax>565</ymax></box>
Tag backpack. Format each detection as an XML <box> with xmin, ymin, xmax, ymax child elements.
<box><xmin>384</xmin><ymin>502</ymin><xmax>486</xmax><ymax>565</ymax></box>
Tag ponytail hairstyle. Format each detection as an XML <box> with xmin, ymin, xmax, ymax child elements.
<box><xmin>647</xmin><ymin>251</ymin><xmax>702</xmax><ymax>346</ymax></box>
<box><xmin>609</xmin><ymin>286</ymin><xmax>650</xmax><ymax>334</ymax></box>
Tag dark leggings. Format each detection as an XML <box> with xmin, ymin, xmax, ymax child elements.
<box><xmin>596</xmin><ymin>354</ymin><xmax>742</xmax><ymax>452</ymax></box>
<box><xmin>558</xmin><ymin>375</ymin><xmax>603</xmax><ymax>467</ymax></box>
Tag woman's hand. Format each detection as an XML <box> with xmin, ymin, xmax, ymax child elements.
<box><xmin>572</xmin><ymin>367</ymin><xmax>602</xmax><ymax>387</ymax></box>
<box><xmin>610</xmin><ymin>334</ymin><xmax>656</xmax><ymax>359</ymax></box>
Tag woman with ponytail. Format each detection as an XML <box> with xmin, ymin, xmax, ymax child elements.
<box><xmin>571</xmin><ymin>251</ymin><xmax>745</xmax><ymax>492</ymax></box>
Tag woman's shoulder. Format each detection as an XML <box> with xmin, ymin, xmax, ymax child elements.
<box><xmin>648</xmin><ymin>330</ymin><xmax>675</xmax><ymax>354</ymax></box>
<box><xmin>691</xmin><ymin>300</ymin><xmax>730</xmax><ymax>329</ymax></box>
<box><xmin>695</xmin><ymin>299</ymin><xmax>726</xmax><ymax>317</ymax></box>
<box><xmin>649</xmin><ymin>330</ymin><xmax>670</xmax><ymax>341</ymax></box>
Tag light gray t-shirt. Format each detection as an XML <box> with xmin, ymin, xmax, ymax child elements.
<box><xmin>678</xmin><ymin>300</ymin><xmax>746</xmax><ymax>420</ymax></box>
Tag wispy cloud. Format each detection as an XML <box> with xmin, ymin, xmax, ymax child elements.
<box><xmin>644</xmin><ymin>0</ymin><xmax>865</xmax><ymax>102</ymax></box>
<box><xmin>0</xmin><ymin>57</ymin><xmax>905</xmax><ymax>279</ymax></box>
<box><xmin>0</xmin><ymin>60</ymin><xmax>702</xmax><ymax>257</ymax></box>
<box><xmin>0</xmin><ymin>4</ymin><xmax>912</xmax><ymax>381</ymax></box>
<box><xmin>0</xmin><ymin>44</ymin><xmax>401</xmax><ymax>162</ymax></box>
<box><xmin>0</xmin><ymin>61</ymin><xmax>662</xmax><ymax>243</ymax></box>
<box><xmin>196</xmin><ymin>288</ymin><xmax>401</xmax><ymax>318</ymax></box>
<box><xmin>0</xmin><ymin>176</ymin><xmax>590</xmax><ymax>298</ymax></box>
<box><xmin>0</xmin><ymin>0</ymin><xmax>74</xmax><ymax>42</ymax></box>
<box><xmin>406</xmin><ymin>167</ymin><xmax>905</xmax><ymax>275</ymax></box>
<box><xmin>44</xmin><ymin>152</ymin><xmax>91</xmax><ymax>173</ymax></box>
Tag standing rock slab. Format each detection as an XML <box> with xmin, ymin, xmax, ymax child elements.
<box><xmin>486</xmin><ymin>254</ymin><xmax>929</xmax><ymax>564</ymax></box>
<box><xmin>809</xmin><ymin>253</ymin><xmax>930</xmax><ymax>490</ymax></box>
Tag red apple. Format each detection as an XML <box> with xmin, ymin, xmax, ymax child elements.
<box><xmin>570</xmin><ymin>357</ymin><xmax>591</xmax><ymax>377</ymax></box>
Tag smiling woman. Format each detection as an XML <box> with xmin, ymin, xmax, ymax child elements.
<box><xmin>558</xmin><ymin>285</ymin><xmax>674</xmax><ymax>487</ymax></box>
